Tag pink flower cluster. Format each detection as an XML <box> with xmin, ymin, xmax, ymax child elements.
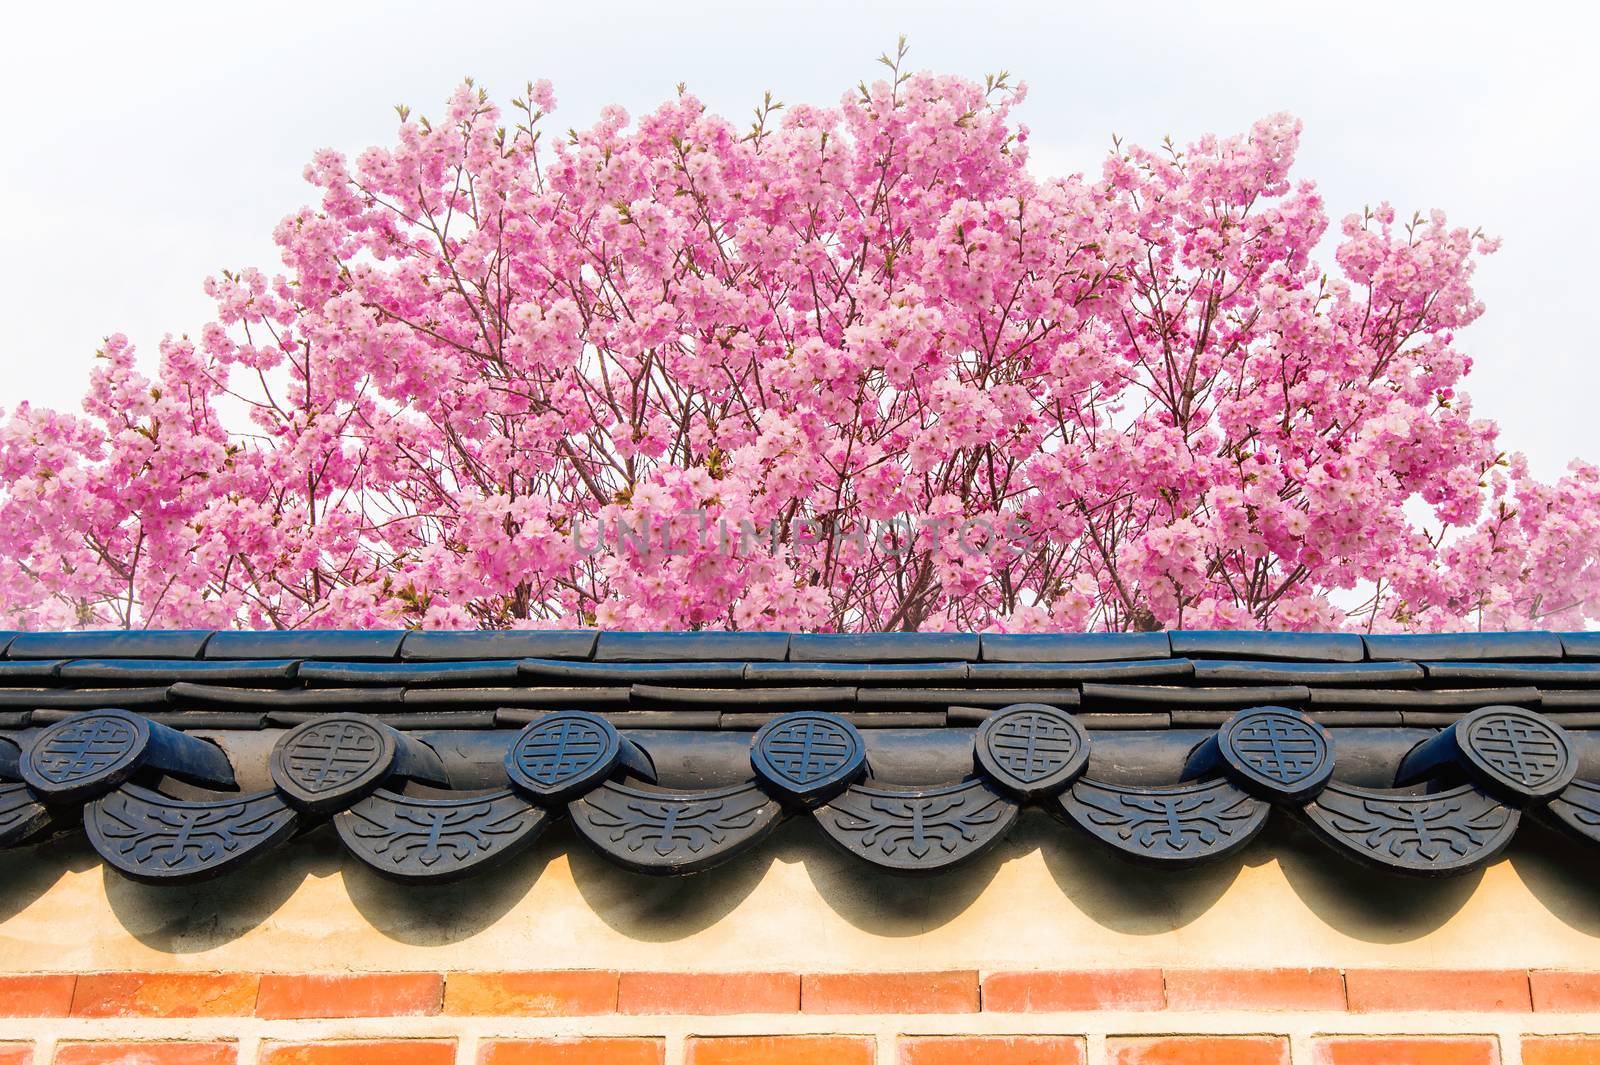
<box><xmin>4</xmin><ymin>55</ymin><xmax>1597</xmax><ymax>632</ymax></box>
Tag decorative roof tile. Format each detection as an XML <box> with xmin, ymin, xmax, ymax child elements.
<box><xmin>0</xmin><ymin>628</ymin><xmax>1597</xmax><ymax>885</ymax></box>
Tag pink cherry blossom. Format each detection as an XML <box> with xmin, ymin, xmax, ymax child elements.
<box><xmin>2</xmin><ymin>49</ymin><xmax>1597</xmax><ymax>633</ymax></box>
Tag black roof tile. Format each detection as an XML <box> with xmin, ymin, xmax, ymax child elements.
<box><xmin>744</xmin><ymin>662</ymin><xmax>970</xmax><ymax>685</ymax></box>
<box><xmin>1170</xmin><ymin>630</ymin><xmax>1365</xmax><ymax>662</ymax></box>
<box><xmin>297</xmin><ymin>660</ymin><xmax>525</xmax><ymax>686</ymax></box>
<box><xmin>401</xmin><ymin>686</ymin><xmax>631</xmax><ymax>708</ymax></box>
<box><xmin>400</xmin><ymin>630</ymin><xmax>597</xmax><ymax>661</ymax></box>
<box><xmin>0</xmin><ymin>686</ymin><xmax>172</xmax><ymax>708</ymax></box>
<box><xmin>1364</xmin><ymin>632</ymin><xmax>1564</xmax><ymax>661</ymax></box>
<box><xmin>1420</xmin><ymin>661</ymin><xmax>1600</xmax><ymax>684</ymax></box>
<box><xmin>519</xmin><ymin>659</ymin><xmax>747</xmax><ymax>684</ymax></box>
<box><xmin>58</xmin><ymin>659</ymin><xmax>299</xmax><ymax>685</ymax></box>
<box><xmin>1561</xmin><ymin>632</ymin><xmax>1600</xmax><ymax>660</ymax></box>
<box><xmin>789</xmin><ymin>633</ymin><xmax>980</xmax><ymax>662</ymax></box>
<box><xmin>857</xmin><ymin>687</ymin><xmax>1082</xmax><ymax>707</ymax></box>
<box><xmin>594</xmin><ymin>631</ymin><xmax>790</xmax><ymax>661</ymax></box>
<box><xmin>630</xmin><ymin>684</ymin><xmax>856</xmax><ymax>707</ymax></box>
<box><xmin>204</xmin><ymin>630</ymin><xmax>406</xmax><ymax>660</ymax></box>
<box><xmin>169</xmin><ymin>683</ymin><xmax>405</xmax><ymax>708</ymax></box>
<box><xmin>1190</xmin><ymin>660</ymin><xmax>1423</xmax><ymax>685</ymax></box>
<box><xmin>1308</xmin><ymin>686</ymin><xmax>1542</xmax><ymax>708</ymax></box>
<box><xmin>968</xmin><ymin>659</ymin><xmax>1194</xmax><ymax>682</ymax></box>
<box><xmin>8</xmin><ymin>630</ymin><xmax>213</xmax><ymax>659</ymax></box>
<box><xmin>1081</xmin><ymin>683</ymin><xmax>1311</xmax><ymax>706</ymax></box>
<box><xmin>0</xmin><ymin>661</ymin><xmax>66</xmax><ymax>682</ymax></box>
<box><xmin>979</xmin><ymin>632</ymin><xmax>1170</xmax><ymax>662</ymax></box>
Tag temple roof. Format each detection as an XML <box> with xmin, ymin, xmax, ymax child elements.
<box><xmin>2</xmin><ymin>629</ymin><xmax>1599</xmax><ymax>885</ymax></box>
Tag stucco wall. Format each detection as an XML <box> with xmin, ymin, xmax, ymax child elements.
<box><xmin>5</xmin><ymin>816</ymin><xmax>1600</xmax><ymax>1064</ymax></box>
<box><xmin>2</xmin><ymin>815</ymin><xmax>1598</xmax><ymax>972</ymax></box>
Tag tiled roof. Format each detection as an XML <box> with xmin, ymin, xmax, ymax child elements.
<box><xmin>2</xmin><ymin>629</ymin><xmax>1598</xmax><ymax>884</ymax></box>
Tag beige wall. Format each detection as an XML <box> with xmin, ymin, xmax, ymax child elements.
<box><xmin>2</xmin><ymin>813</ymin><xmax>1596</xmax><ymax>973</ymax></box>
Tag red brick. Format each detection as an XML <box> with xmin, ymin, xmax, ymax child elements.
<box><xmin>1164</xmin><ymin>968</ymin><xmax>1345</xmax><ymax>1011</ymax></box>
<box><xmin>255</xmin><ymin>973</ymin><xmax>443</xmax><ymax>1018</ymax></box>
<box><xmin>685</xmin><ymin>1036</ymin><xmax>874</xmax><ymax>1065</ymax></box>
<box><xmin>0</xmin><ymin>1046</ymin><xmax>29</xmax><ymax>1065</ymax></box>
<box><xmin>1313</xmin><ymin>1038</ymin><xmax>1498</xmax><ymax>1065</ymax></box>
<box><xmin>985</xmin><ymin>965</ymin><xmax>1164</xmax><ymax>1010</ymax></box>
<box><xmin>803</xmin><ymin>971</ymin><xmax>977</xmax><ymax>1013</ymax></box>
<box><xmin>900</xmin><ymin>1036</ymin><xmax>1086</xmax><ymax>1065</ymax></box>
<box><xmin>479</xmin><ymin>1039</ymin><xmax>665</xmax><ymax>1065</ymax></box>
<box><xmin>55</xmin><ymin>1045</ymin><xmax>237</xmax><ymax>1065</ymax></box>
<box><xmin>1531</xmin><ymin>971</ymin><xmax>1600</xmax><ymax>1011</ymax></box>
<box><xmin>261</xmin><ymin>1044</ymin><xmax>455</xmax><ymax>1065</ymax></box>
<box><xmin>444</xmin><ymin>971</ymin><xmax>617</xmax><ymax>1016</ymax></box>
<box><xmin>0</xmin><ymin>975</ymin><xmax>75</xmax><ymax>1017</ymax></box>
<box><xmin>1524</xmin><ymin>1037</ymin><xmax>1600</xmax><ymax>1065</ymax></box>
<box><xmin>1106</xmin><ymin>1036</ymin><xmax>1290</xmax><ymax>1065</ymax></box>
<box><xmin>619</xmin><ymin>972</ymin><xmax>798</xmax><ymax>1015</ymax></box>
<box><xmin>983</xmin><ymin>970</ymin><xmax>1165</xmax><ymax>1011</ymax></box>
<box><xmin>1344</xmin><ymin>970</ymin><xmax>1530</xmax><ymax>1012</ymax></box>
<box><xmin>71</xmin><ymin>973</ymin><xmax>258</xmax><ymax>1017</ymax></box>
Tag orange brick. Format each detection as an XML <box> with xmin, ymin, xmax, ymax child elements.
<box><xmin>1164</xmin><ymin>968</ymin><xmax>1345</xmax><ymax>1011</ymax></box>
<box><xmin>1524</xmin><ymin>1037</ymin><xmax>1600</xmax><ymax>1065</ymax></box>
<box><xmin>1345</xmin><ymin>970</ymin><xmax>1530</xmax><ymax>1012</ymax></box>
<box><xmin>255</xmin><ymin>973</ymin><xmax>443</xmax><ymax>1018</ymax></box>
<box><xmin>445</xmin><ymin>971</ymin><xmax>617</xmax><ymax>1016</ymax></box>
<box><xmin>0</xmin><ymin>1046</ymin><xmax>29</xmax><ymax>1065</ymax></box>
<box><xmin>55</xmin><ymin>1044</ymin><xmax>237</xmax><ymax>1065</ymax></box>
<box><xmin>1313</xmin><ymin>1037</ymin><xmax>1498</xmax><ymax>1065</ymax></box>
<box><xmin>803</xmin><ymin>971</ymin><xmax>977</xmax><ymax>1013</ymax></box>
<box><xmin>261</xmin><ymin>1043</ymin><xmax>455</xmax><ymax>1065</ymax></box>
<box><xmin>619</xmin><ymin>972</ymin><xmax>799</xmax><ymax>1015</ymax></box>
<box><xmin>71</xmin><ymin>972</ymin><xmax>258</xmax><ymax>1017</ymax></box>
<box><xmin>479</xmin><ymin>1039</ymin><xmax>665</xmax><ymax>1065</ymax></box>
<box><xmin>1531</xmin><ymin>971</ymin><xmax>1600</xmax><ymax>1011</ymax></box>
<box><xmin>983</xmin><ymin>970</ymin><xmax>1165</xmax><ymax>1011</ymax></box>
<box><xmin>685</xmin><ymin>1036</ymin><xmax>874</xmax><ymax>1065</ymax></box>
<box><xmin>1106</xmin><ymin>1036</ymin><xmax>1289</xmax><ymax>1065</ymax></box>
<box><xmin>900</xmin><ymin>1036</ymin><xmax>1086</xmax><ymax>1065</ymax></box>
<box><xmin>0</xmin><ymin>975</ymin><xmax>75</xmax><ymax>1017</ymax></box>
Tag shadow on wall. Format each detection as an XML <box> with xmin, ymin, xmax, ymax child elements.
<box><xmin>343</xmin><ymin>821</ymin><xmax>556</xmax><ymax>948</ymax></box>
<box><xmin>1272</xmin><ymin>818</ymin><xmax>1484</xmax><ymax>944</ymax></box>
<box><xmin>1507</xmin><ymin>817</ymin><xmax>1600</xmax><ymax>938</ymax></box>
<box><xmin>1035</xmin><ymin>811</ymin><xmax>1259</xmax><ymax>935</ymax></box>
<box><xmin>0</xmin><ymin>832</ymin><xmax>99</xmax><ymax>926</ymax></box>
<box><xmin>2</xmin><ymin>810</ymin><xmax>1600</xmax><ymax>952</ymax></box>
<box><xmin>100</xmin><ymin>824</ymin><xmax>338</xmax><ymax>954</ymax></box>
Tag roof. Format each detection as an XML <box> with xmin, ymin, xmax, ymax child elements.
<box><xmin>2</xmin><ymin>628</ymin><xmax>1598</xmax><ymax>885</ymax></box>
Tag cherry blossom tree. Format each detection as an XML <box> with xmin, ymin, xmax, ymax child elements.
<box><xmin>4</xmin><ymin>43</ymin><xmax>1597</xmax><ymax>632</ymax></box>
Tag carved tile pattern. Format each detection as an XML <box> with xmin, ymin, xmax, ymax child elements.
<box><xmin>1059</xmin><ymin>778</ymin><xmax>1268</xmax><ymax>863</ymax></box>
<box><xmin>1305</xmin><ymin>782</ymin><xmax>1519</xmax><ymax>875</ymax></box>
<box><xmin>0</xmin><ymin>782</ymin><xmax>51</xmax><ymax>846</ymax></box>
<box><xmin>1547</xmin><ymin>779</ymin><xmax>1600</xmax><ymax>842</ymax></box>
<box><xmin>751</xmin><ymin>712</ymin><xmax>865</xmax><ymax>803</ymax></box>
<box><xmin>759</xmin><ymin>717</ymin><xmax>856</xmax><ymax>783</ymax></box>
<box><xmin>976</xmin><ymin>704</ymin><xmax>1087</xmax><ymax>797</ymax></box>
<box><xmin>337</xmin><ymin>789</ymin><xmax>547</xmax><ymax>883</ymax></box>
<box><xmin>1463</xmin><ymin>711</ymin><xmax>1569</xmax><ymax>789</ymax></box>
<box><xmin>30</xmin><ymin>715</ymin><xmax>142</xmax><ymax>785</ymax></box>
<box><xmin>1226</xmin><ymin>710</ymin><xmax>1327</xmax><ymax>786</ymax></box>
<box><xmin>86</xmin><ymin>786</ymin><xmax>297</xmax><ymax>882</ymax></box>
<box><xmin>507</xmin><ymin>712</ymin><xmax>618</xmax><ymax>798</ymax></box>
<box><xmin>279</xmin><ymin>719</ymin><xmax>384</xmax><ymax>794</ymax></box>
<box><xmin>815</xmin><ymin>778</ymin><xmax>1018</xmax><ymax>872</ymax></box>
<box><xmin>571</xmin><ymin>781</ymin><xmax>780</xmax><ymax>874</ymax></box>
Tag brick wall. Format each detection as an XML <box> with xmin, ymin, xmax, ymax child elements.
<box><xmin>2</xmin><ymin>970</ymin><xmax>1599</xmax><ymax>1064</ymax></box>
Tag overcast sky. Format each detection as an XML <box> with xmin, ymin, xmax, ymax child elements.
<box><xmin>3</xmin><ymin>0</ymin><xmax>1593</xmax><ymax>478</ymax></box>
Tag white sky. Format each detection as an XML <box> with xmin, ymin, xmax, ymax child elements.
<box><xmin>2</xmin><ymin>0</ymin><xmax>1594</xmax><ymax>479</ymax></box>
